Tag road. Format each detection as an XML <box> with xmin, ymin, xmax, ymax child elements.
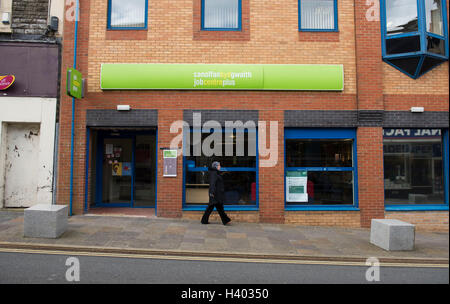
<box><xmin>0</xmin><ymin>250</ymin><xmax>448</xmax><ymax>285</ymax></box>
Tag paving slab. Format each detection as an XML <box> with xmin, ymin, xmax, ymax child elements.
<box><xmin>0</xmin><ymin>210</ymin><xmax>448</xmax><ymax>264</ymax></box>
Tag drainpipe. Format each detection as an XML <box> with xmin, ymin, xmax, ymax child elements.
<box><xmin>69</xmin><ymin>0</ymin><xmax>79</xmax><ymax>216</ymax></box>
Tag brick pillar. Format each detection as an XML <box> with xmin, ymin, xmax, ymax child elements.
<box><xmin>157</xmin><ymin>109</ymin><xmax>183</xmax><ymax>218</ymax></box>
<box><xmin>357</xmin><ymin>127</ymin><xmax>385</xmax><ymax>228</ymax></box>
<box><xmin>259</xmin><ymin>110</ymin><xmax>284</xmax><ymax>224</ymax></box>
<box><xmin>56</xmin><ymin>0</ymin><xmax>90</xmax><ymax>214</ymax></box>
<box><xmin>354</xmin><ymin>1</ymin><xmax>385</xmax><ymax>227</ymax></box>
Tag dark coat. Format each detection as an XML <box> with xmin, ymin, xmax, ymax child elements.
<box><xmin>208</xmin><ymin>167</ymin><xmax>225</xmax><ymax>205</ymax></box>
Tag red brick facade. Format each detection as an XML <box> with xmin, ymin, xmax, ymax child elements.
<box><xmin>57</xmin><ymin>0</ymin><xmax>449</xmax><ymax>231</ymax></box>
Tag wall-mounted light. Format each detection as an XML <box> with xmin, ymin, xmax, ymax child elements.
<box><xmin>411</xmin><ymin>107</ymin><xmax>424</xmax><ymax>113</ymax></box>
<box><xmin>117</xmin><ymin>105</ymin><xmax>131</xmax><ymax>111</ymax></box>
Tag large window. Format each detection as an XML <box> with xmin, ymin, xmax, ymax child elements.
<box><xmin>108</xmin><ymin>0</ymin><xmax>148</xmax><ymax>29</ymax></box>
<box><xmin>381</xmin><ymin>0</ymin><xmax>448</xmax><ymax>78</ymax></box>
<box><xmin>383</xmin><ymin>129</ymin><xmax>448</xmax><ymax>206</ymax></box>
<box><xmin>285</xmin><ymin>129</ymin><xmax>357</xmax><ymax>208</ymax></box>
<box><xmin>299</xmin><ymin>0</ymin><xmax>338</xmax><ymax>31</ymax></box>
<box><xmin>184</xmin><ymin>128</ymin><xmax>257</xmax><ymax>208</ymax></box>
<box><xmin>202</xmin><ymin>0</ymin><xmax>241</xmax><ymax>30</ymax></box>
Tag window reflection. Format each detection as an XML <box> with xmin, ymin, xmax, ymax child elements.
<box><xmin>425</xmin><ymin>0</ymin><xmax>443</xmax><ymax>36</ymax></box>
<box><xmin>110</xmin><ymin>0</ymin><xmax>146</xmax><ymax>28</ymax></box>
<box><xmin>383</xmin><ymin>129</ymin><xmax>445</xmax><ymax>205</ymax></box>
<box><xmin>203</xmin><ymin>0</ymin><xmax>239</xmax><ymax>29</ymax></box>
<box><xmin>386</xmin><ymin>0</ymin><xmax>418</xmax><ymax>35</ymax></box>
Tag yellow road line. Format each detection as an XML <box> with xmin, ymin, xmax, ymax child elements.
<box><xmin>0</xmin><ymin>247</ymin><xmax>448</xmax><ymax>268</ymax></box>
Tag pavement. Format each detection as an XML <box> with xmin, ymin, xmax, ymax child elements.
<box><xmin>0</xmin><ymin>209</ymin><xmax>448</xmax><ymax>265</ymax></box>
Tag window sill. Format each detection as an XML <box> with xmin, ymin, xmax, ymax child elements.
<box><xmin>285</xmin><ymin>206</ymin><xmax>359</xmax><ymax>211</ymax></box>
<box><xmin>183</xmin><ymin>206</ymin><xmax>259</xmax><ymax>211</ymax></box>
<box><xmin>385</xmin><ymin>205</ymin><xmax>449</xmax><ymax>211</ymax></box>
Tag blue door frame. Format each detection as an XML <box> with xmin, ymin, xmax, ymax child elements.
<box><xmin>92</xmin><ymin>129</ymin><xmax>157</xmax><ymax>209</ymax></box>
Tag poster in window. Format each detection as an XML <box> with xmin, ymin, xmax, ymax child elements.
<box><xmin>286</xmin><ymin>171</ymin><xmax>308</xmax><ymax>202</ymax></box>
<box><xmin>163</xmin><ymin>149</ymin><xmax>177</xmax><ymax>177</ymax></box>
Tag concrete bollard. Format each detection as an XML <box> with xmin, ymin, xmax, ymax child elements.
<box><xmin>370</xmin><ymin>219</ymin><xmax>415</xmax><ymax>251</ymax></box>
<box><xmin>24</xmin><ymin>204</ymin><xmax>68</xmax><ymax>239</ymax></box>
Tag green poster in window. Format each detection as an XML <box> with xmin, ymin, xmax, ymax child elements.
<box><xmin>286</xmin><ymin>171</ymin><xmax>308</xmax><ymax>203</ymax></box>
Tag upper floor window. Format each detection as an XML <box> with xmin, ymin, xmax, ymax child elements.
<box><xmin>299</xmin><ymin>0</ymin><xmax>338</xmax><ymax>31</ymax></box>
<box><xmin>108</xmin><ymin>0</ymin><xmax>148</xmax><ymax>30</ymax></box>
<box><xmin>381</xmin><ymin>0</ymin><xmax>448</xmax><ymax>79</ymax></box>
<box><xmin>202</xmin><ymin>0</ymin><xmax>241</xmax><ymax>30</ymax></box>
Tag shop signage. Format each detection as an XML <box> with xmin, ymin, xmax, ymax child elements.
<box><xmin>67</xmin><ymin>68</ymin><xmax>84</xmax><ymax>99</ymax></box>
<box><xmin>286</xmin><ymin>171</ymin><xmax>308</xmax><ymax>203</ymax></box>
<box><xmin>101</xmin><ymin>64</ymin><xmax>344</xmax><ymax>91</ymax></box>
<box><xmin>0</xmin><ymin>75</ymin><xmax>15</xmax><ymax>90</ymax></box>
<box><xmin>383</xmin><ymin>128</ymin><xmax>441</xmax><ymax>138</ymax></box>
<box><xmin>163</xmin><ymin>149</ymin><xmax>177</xmax><ymax>177</ymax></box>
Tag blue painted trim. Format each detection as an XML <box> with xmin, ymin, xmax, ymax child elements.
<box><xmin>284</xmin><ymin>128</ymin><xmax>358</xmax><ymax>209</ymax></box>
<box><xmin>69</xmin><ymin>0</ymin><xmax>79</xmax><ymax>216</ymax></box>
<box><xmin>286</xmin><ymin>206</ymin><xmax>359</xmax><ymax>211</ymax></box>
<box><xmin>444</xmin><ymin>129</ymin><xmax>449</xmax><ymax>206</ymax></box>
<box><xmin>380</xmin><ymin>0</ymin><xmax>449</xmax><ymax>79</ymax></box>
<box><xmin>84</xmin><ymin>127</ymin><xmax>90</xmax><ymax>213</ymax></box>
<box><xmin>187</xmin><ymin>167</ymin><xmax>256</xmax><ymax>172</ymax></box>
<box><xmin>154</xmin><ymin>129</ymin><xmax>158</xmax><ymax>215</ymax></box>
<box><xmin>385</xmin><ymin>32</ymin><xmax>421</xmax><ymax>39</ymax></box>
<box><xmin>286</xmin><ymin>167</ymin><xmax>354</xmax><ymax>172</ymax></box>
<box><xmin>201</xmin><ymin>0</ymin><xmax>242</xmax><ymax>31</ymax></box>
<box><xmin>131</xmin><ymin>135</ymin><xmax>136</xmax><ymax>207</ymax></box>
<box><xmin>184</xmin><ymin>206</ymin><xmax>259</xmax><ymax>211</ymax></box>
<box><xmin>95</xmin><ymin>203</ymin><xmax>133</xmax><ymax>208</ymax></box>
<box><xmin>285</xmin><ymin>128</ymin><xmax>356</xmax><ymax>139</ymax></box>
<box><xmin>298</xmin><ymin>0</ymin><xmax>338</xmax><ymax>32</ymax></box>
<box><xmin>414</xmin><ymin>54</ymin><xmax>426</xmax><ymax>78</ymax></box>
<box><xmin>386</xmin><ymin>205</ymin><xmax>449</xmax><ymax>211</ymax></box>
<box><xmin>107</xmin><ymin>0</ymin><xmax>148</xmax><ymax>30</ymax></box>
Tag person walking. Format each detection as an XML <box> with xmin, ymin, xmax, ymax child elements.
<box><xmin>201</xmin><ymin>161</ymin><xmax>231</xmax><ymax>225</ymax></box>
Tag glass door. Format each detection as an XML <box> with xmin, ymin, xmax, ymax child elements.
<box><xmin>101</xmin><ymin>137</ymin><xmax>134</xmax><ymax>206</ymax></box>
<box><xmin>134</xmin><ymin>134</ymin><xmax>157</xmax><ymax>207</ymax></box>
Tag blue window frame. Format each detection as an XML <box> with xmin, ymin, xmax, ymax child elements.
<box><xmin>383</xmin><ymin>128</ymin><xmax>449</xmax><ymax>211</ymax></box>
<box><xmin>380</xmin><ymin>0</ymin><xmax>449</xmax><ymax>78</ymax></box>
<box><xmin>298</xmin><ymin>0</ymin><xmax>338</xmax><ymax>32</ymax></box>
<box><xmin>201</xmin><ymin>0</ymin><xmax>242</xmax><ymax>31</ymax></box>
<box><xmin>183</xmin><ymin>127</ymin><xmax>258</xmax><ymax>211</ymax></box>
<box><xmin>107</xmin><ymin>0</ymin><xmax>148</xmax><ymax>30</ymax></box>
<box><xmin>284</xmin><ymin>128</ymin><xmax>358</xmax><ymax>211</ymax></box>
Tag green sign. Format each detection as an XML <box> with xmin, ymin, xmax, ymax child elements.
<box><xmin>67</xmin><ymin>68</ymin><xmax>83</xmax><ymax>99</ymax></box>
<box><xmin>101</xmin><ymin>64</ymin><xmax>344</xmax><ymax>91</ymax></box>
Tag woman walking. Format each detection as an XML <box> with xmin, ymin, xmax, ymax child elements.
<box><xmin>201</xmin><ymin>161</ymin><xmax>231</xmax><ymax>225</ymax></box>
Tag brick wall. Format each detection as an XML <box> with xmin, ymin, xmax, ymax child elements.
<box><xmin>386</xmin><ymin>212</ymin><xmax>449</xmax><ymax>232</ymax></box>
<box><xmin>11</xmin><ymin>0</ymin><xmax>48</xmax><ymax>37</ymax></box>
<box><xmin>57</xmin><ymin>1</ymin><xmax>449</xmax><ymax>230</ymax></box>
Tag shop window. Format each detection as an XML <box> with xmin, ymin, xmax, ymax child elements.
<box><xmin>285</xmin><ymin>129</ymin><xmax>357</xmax><ymax>209</ymax></box>
<box><xmin>299</xmin><ymin>0</ymin><xmax>338</xmax><ymax>31</ymax></box>
<box><xmin>202</xmin><ymin>0</ymin><xmax>241</xmax><ymax>30</ymax></box>
<box><xmin>381</xmin><ymin>0</ymin><xmax>448</xmax><ymax>79</ymax></box>
<box><xmin>107</xmin><ymin>0</ymin><xmax>148</xmax><ymax>29</ymax></box>
<box><xmin>183</xmin><ymin>128</ymin><xmax>257</xmax><ymax>209</ymax></box>
<box><xmin>383</xmin><ymin>129</ymin><xmax>448</xmax><ymax>207</ymax></box>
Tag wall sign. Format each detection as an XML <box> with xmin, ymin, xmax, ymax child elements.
<box><xmin>67</xmin><ymin>68</ymin><xmax>84</xmax><ymax>99</ymax></box>
<box><xmin>163</xmin><ymin>149</ymin><xmax>177</xmax><ymax>177</ymax></box>
<box><xmin>101</xmin><ymin>64</ymin><xmax>344</xmax><ymax>91</ymax></box>
<box><xmin>286</xmin><ymin>171</ymin><xmax>308</xmax><ymax>203</ymax></box>
<box><xmin>0</xmin><ymin>75</ymin><xmax>15</xmax><ymax>90</ymax></box>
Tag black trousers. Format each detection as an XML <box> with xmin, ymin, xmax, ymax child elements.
<box><xmin>201</xmin><ymin>203</ymin><xmax>231</xmax><ymax>225</ymax></box>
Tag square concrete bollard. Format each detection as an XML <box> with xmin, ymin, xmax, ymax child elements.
<box><xmin>370</xmin><ymin>219</ymin><xmax>415</xmax><ymax>251</ymax></box>
<box><xmin>24</xmin><ymin>204</ymin><xmax>68</xmax><ymax>238</ymax></box>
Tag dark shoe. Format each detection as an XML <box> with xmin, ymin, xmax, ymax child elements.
<box><xmin>201</xmin><ymin>221</ymin><xmax>209</xmax><ymax>225</ymax></box>
<box><xmin>223</xmin><ymin>219</ymin><xmax>231</xmax><ymax>226</ymax></box>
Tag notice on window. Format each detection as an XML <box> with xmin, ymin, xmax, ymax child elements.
<box><xmin>286</xmin><ymin>171</ymin><xmax>308</xmax><ymax>203</ymax></box>
<box><xmin>163</xmin><ymin>149</ymin><xmax>177</xmax><ymax>177</ymax></box>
